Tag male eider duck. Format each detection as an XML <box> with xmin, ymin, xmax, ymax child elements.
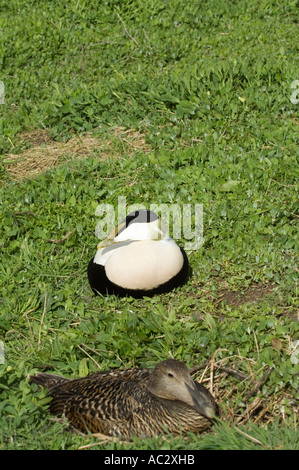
<box><xmin>87</xmin><ymin>209</ymin><xmax>189</xmax><ymax>298</ymax></box>
<box><xmin>29</xmin><ymin>359</ymin><xmax>218</xmax><ymax>438</ymax></box>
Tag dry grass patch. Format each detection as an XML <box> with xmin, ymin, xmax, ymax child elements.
<box><xmin>5</xmin><ymin>127</ymin><xmax>151</xmax><ymax>181</ymax></box>
<box><xmin>190</xmin><ymin>352</ymin><xmax>297</xmax><ymax>428</ymax></box>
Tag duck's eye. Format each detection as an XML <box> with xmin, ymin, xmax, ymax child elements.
<box><xmin>167</xmin><ymin>372</ymin><xmax>174</xmax><ymax>378</ymax></box>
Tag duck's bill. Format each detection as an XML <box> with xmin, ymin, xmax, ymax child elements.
<box><xmin>97</xmin><ymin>221</ymin><xmax>126</xmax><ymax>249</ymax></box>
<box><xmin>186</xmin><ymin>382</ymin><xmax>216</xmax><ymax>419</ymax></box>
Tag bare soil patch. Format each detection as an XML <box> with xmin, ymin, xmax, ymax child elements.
<box><xmin>218</xmin><ymin>282</ymin><xmax>276</xmax><ymax>308</ymax></box>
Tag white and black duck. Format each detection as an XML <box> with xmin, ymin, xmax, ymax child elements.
<box><xmin>87</xmin><ymin>209</ymin><xmax>189</xmax><ymax>298</ymax></box>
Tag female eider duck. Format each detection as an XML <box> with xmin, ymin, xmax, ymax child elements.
<box><xmin>30</xmin><ymin>359</ymin><xmax>218</xmax><ymax>438</ymax></box>
<box><xmin>88</xmin><ymin>209</ymin><xmax>189</xmax><ymax>298</ymax></box>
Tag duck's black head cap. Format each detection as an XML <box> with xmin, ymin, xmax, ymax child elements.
<box><xmin>124</xmin><ymin>210</ymin><xmax>159</xmax><ymax>228</ymax></box>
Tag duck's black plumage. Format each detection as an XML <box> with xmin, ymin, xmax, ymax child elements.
<box><xmin>30</xmin><ymin>359</ymin><xmax>218</xmax><ymax>438</ymax></box>
<box><xmin>87</xmin><ymin>210</ymin><xmax>189</xmax><ymax>298</ymax></box>
<box><xmin>87</xmin><ymin>246</ymin><xmax>189</xmax><ymax>298</ymax></box>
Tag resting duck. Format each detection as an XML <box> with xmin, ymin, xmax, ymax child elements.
<box><xmin>29</xmin><ymin>359</ymin><xmax>218</xmax><ymax>438</ymax></box>
<box><xmin>87</xmin><ymin>209</ymin><xmax>189</xmax><ymax>297</ymax></box>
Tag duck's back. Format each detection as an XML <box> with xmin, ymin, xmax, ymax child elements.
<box><xmin>32</xmin><ymin>369</ymin><xmax>152</xmax><ymax>436</ymax></box>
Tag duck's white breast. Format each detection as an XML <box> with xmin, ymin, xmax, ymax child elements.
<box><xmin>105</xmin><ymin>239</ymin><xmax>184</xmax><ymax>290</ymax></box>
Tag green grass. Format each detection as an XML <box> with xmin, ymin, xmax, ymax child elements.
<box><xmin>0</xmin><ymin>0</ymin><xmax>298</xmax><ymax>450</ymax></box>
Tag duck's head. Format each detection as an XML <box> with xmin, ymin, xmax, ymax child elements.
<box><xmin>97</xmin><ymin>210</ymin><xmax>168</xmax><ymax>249</ymax></box>
<box><xmin>147</xmin><ymin>359</ymin><xmax>217</xmax><ymax>419</ymax></box>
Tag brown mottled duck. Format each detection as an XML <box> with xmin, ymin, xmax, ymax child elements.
<box><xmin>29</xmin><ymin>359</ymin><xmax>218</xmax><ymax>438</ymax></box>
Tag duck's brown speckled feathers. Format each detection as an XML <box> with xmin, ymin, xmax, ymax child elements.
<box><xmin>30</xmin><ymin>359</ymin><xmax>218</xmax><ymax>438</ymax></box>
